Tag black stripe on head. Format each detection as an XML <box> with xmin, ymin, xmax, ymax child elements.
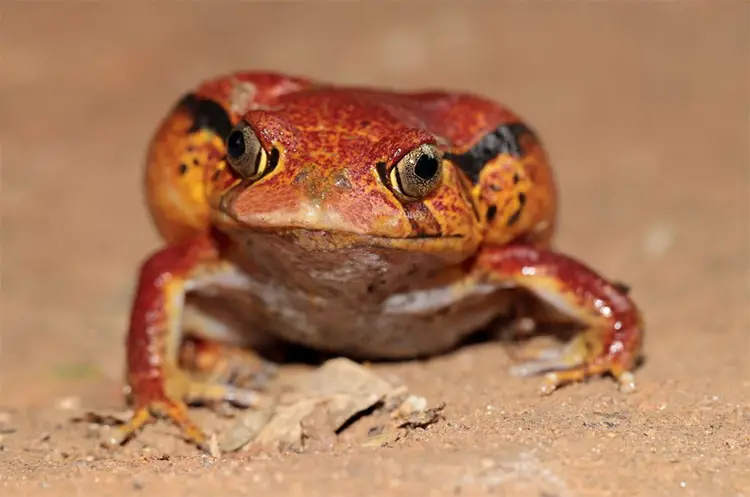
<box><xmin>506</xmin><ymin>191</ymin><xmax>527</xmax><ymax>227</ymax></box>
<box><xmin>178</xmin><ymin>94</ymin><xmax>234</xmax><ymax>140</ymax></box>
<box><xmin>444</xmin><ymin>122</ymin><xmax>535</xmax><ymax>184</ymax></box>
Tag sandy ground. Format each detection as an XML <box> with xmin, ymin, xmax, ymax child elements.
<box><xmin>2</xmin><ymin>2</ymin><xmax>749</xmax><ymax>496</ymax></box>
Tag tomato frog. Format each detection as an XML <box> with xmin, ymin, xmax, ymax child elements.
<box><xmin>111</xmin><ymin>71</ymin><xmax>644</xmax><ymax>451</ymax></box>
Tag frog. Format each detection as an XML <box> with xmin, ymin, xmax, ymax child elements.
<box><xmin>110</xmin><ymin>71</ymin><xmax>645</xmax><ymax>451</ymax></box>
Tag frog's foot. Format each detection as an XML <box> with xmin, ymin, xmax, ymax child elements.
<box><xmin>107</xmin><ymin>398</ymin><xmax>206</xmax><ymax>451</ymax></box>
<box><xmin>508</xmin><ymin>334</ymin><xmax>637</xmax><ymax>395</ymax></box>
<box><xmin>107</xmin><ymin>367</ymin><xmax>265</xmax><ymax>452</ymax></box>
<box><xmin>478</xmin><ymin>243</ymin><xmax>645</xmax><ymax>395</ymax></box>
<box><xmin>179</xmin><ymin>336</ymin><xmax>279</xmax><ymax>391</ymax></box>
<box><xmin>539</xmin><ymin>365</ymin><xmax>637</xmax><ymax>396</ymax></box>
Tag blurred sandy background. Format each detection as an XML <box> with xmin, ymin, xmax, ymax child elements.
<box><xmin>2</xmin><ymin>2</ymin><xmax>749</xmax><ymax>497</ymax></box>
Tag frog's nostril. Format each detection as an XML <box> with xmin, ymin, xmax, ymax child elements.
<box><xmin>333</xmin><ymin>171</ymin><xmax>352</xmax><ymax>190</ymax></box>
<box><xmin>293</xmin><ymin>171</ymin><xmax>309</xmax><ymax>184</ymax></box>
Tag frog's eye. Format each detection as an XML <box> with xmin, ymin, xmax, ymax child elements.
<box><xmin>225</xmin><ymin>121</ymin><xmax>268</xmax><ymax>180</ymax></box>
<box><xmin>389</xmin><ymin>143</ymin><xmax>443</xmax><ymax>200</ymax></box>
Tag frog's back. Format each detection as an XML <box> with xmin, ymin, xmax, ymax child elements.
<box><xmin>269</xmin><ymin>85</ymin><xmax>530</xmax><ymax>154</ymax></box>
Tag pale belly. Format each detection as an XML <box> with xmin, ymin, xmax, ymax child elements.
<box><xmin>183</xmin><ymin>230</ymin><xmax>518</xmax><ymax>359</ymax></box>
<box><xmin>187</xmin><ymin>273</ymin><xmax>516</xmax><ymax>359</ymax></box>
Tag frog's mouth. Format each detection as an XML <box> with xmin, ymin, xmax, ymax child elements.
<box><xmin>212</xmin><ymin>207</ymin><xmax>477</xmax><ymax>258</ymax></box>
<box><xmin>213</xmin><ymin>189</ymin><xmax>479</xmax><ymax>256</ymax></box>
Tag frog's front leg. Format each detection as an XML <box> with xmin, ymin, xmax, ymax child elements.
<box><xmin>107</xmin><ymin>235</ymin><xmax>262</xmax><ymax>451</ymax></box>
<box><xmin>476</xmin><ymin>243</ymin><xmax>645</xmax><ymax>395</ymax></box>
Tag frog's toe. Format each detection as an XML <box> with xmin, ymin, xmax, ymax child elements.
<box><xmin>536</xmin><ymin>362</ymin><xmax>625</xmax><ymax>396</ymax></box>
<box><xmin>180</xmin><ymin>375</ymin><xmax>270</xmax><ymax>409</ymax></box>
<box><xmin>104</xmin><ymin>399</ymin><xmax>209</xmax><ymax>452</ymax></box>
<box><xmin>509</xmin><ymin>355</ymin><xmax>568</xmax><ymax>377</ymax></box>
<box><xmin>616</xmin><ymin>371</ymin><xmax>637</xmax><ymax>394</ymax></box>
<box><xmin>103</xmin><ymin>407</ymin><xmax>155</xmax><ymax>449</ymax></box>
<box><xmin>179</xmin><ymin>337</ymin><xmax>279</xmax><ymax>390</ymax></box>
<box><xmin>508</xmin><ymin>340</ymin><xmax>584</xmax><ymax>377</ymax></box>
<box><xmin>223</xmin><ymin>355</ymin><xmax>279</xmax><ymax>391</ymax></box>
<box><xmin>526</xmin><ymin>359</ymin><xmax>638</xmax><ymax>396</ymax></box>
<box><xmin>537</xmin><ymin>370</ymin><xmax>583</xmax><ymax>395</ymax></box>
<box><xmin>110</xmin><ymin>367</ymin><xmax>271</xmax><ymax>451</ymax></box>
<box><xmin>508</xmin><ymin>334</ymin><xmax>638</xmax><ymax>395</ymax></box>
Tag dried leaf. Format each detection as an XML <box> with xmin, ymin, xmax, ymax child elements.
<box><xmin>299</xmin><ymin>403</ymin><xmax>338</xmax><ymax>452</ymax></box>
<box><xmin>251</xmin><ymin>398</ymin><xmax>320</xmax><ymax>452</ymax></box>
<box><xmin>219</xmin><ymin>403</ymin><xmax>275</xmax><ymax>452</ymax></box>
<box><xmin>391</xmin><ymin>395</ymin><xmax>428</xmax><ymax>418</ymax></box>
<box><xmin>230</xmin><ymin>357</ymin><xmax>409</xmax><ymax>453</ymax></box>
<box><xmin>361</xmin><ymin>401</ymin><xmax>447</xmax><ymax>448</ymax></box>
<box><xmin>207</xmin><ymin>433</ymin><xmax>221</xmax><ymax>458</ymax></box>
<box><xmin>396</xmin><ymin>402</ymin><xmax>446</xmax><ymax>430</ymax></box>
<box><xmin>360</xmin><ymin>430</ymin><xmax>402</xmax><ymax>448</ymax></box>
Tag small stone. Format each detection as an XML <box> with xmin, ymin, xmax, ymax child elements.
<box><xmin>207</xmin><ymin>433</ymin><xmax>221</xmax><ymax>458</ymax></box>
<box><xmin>392</xmin><ymin>395</ymin><xmax>427</xmax><ymax>418</ymax></box>
<box><xmin>57</xmin><ymin>396</ymin><xmax>81</xmax><ymax>411</ymax></box>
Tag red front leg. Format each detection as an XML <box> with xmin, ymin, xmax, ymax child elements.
<box><xmin>477</xmin><ymin>243</ymin><xmax>645</xmax><ymax>394</ymax></box>
<box><xmin>107</xmin><ymin>235</ymin><xmax>260</xmax><ymax>451</ymax></box>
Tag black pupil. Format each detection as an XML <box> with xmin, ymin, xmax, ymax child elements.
<box><xmin>227</xmin><ymin>130</ymin><xmax>246</xmax><ymax>159</ymax></box>
<box><xmin>414</xmin><ymin>154</ymin><xmax>439</xmax><ymax>180</ymax></box>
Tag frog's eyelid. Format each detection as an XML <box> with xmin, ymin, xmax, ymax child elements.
<box><xmin>377</xmin><ymin>144</ymin><xmax>443</xmax><ymax>201</ymax></box>
<box><xmin>375</xmin><ymin>142</ymin><xmax>440</xmax><ymax>175</ymax></box>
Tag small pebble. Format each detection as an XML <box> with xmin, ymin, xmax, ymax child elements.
<box><xmin>642</xmin><ymin>223</ymin><xmax>675</xmax><ymax>259</ymax></box>
<box><xmin>57</xmin><ymin>396</ymin><xmax>82</xmax><ymax>411</ymax></box>
<box><xmin>207</xmin><ymin>434</ymin><xmax>221</xmax><ymax>458</ymax></box>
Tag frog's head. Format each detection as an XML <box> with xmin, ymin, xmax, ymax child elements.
<box><xmin>207</xmin><ymin>90</ymin><xmax>483</xmax><ymax>265</ymax></box>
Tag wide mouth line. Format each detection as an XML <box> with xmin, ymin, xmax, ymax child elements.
<box><xmin>216</xmin><ymin>188</ymin><xmax>473</xmax><ymax>243</ymax></box>
<box><xmin>232</xmin><ymin>224</ymin><xmax>465</xmax><ymax>241</ymax></box>
<box><xmin>216</xmin><ymin>208</ymin><xmax>463</xmax><ymax>240</ymax></box>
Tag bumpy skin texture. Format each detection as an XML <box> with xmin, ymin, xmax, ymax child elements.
<box><xmin>112</xmin><ymin>71</ymin><xmax>645</xmax><ymax>451</ymax></box>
